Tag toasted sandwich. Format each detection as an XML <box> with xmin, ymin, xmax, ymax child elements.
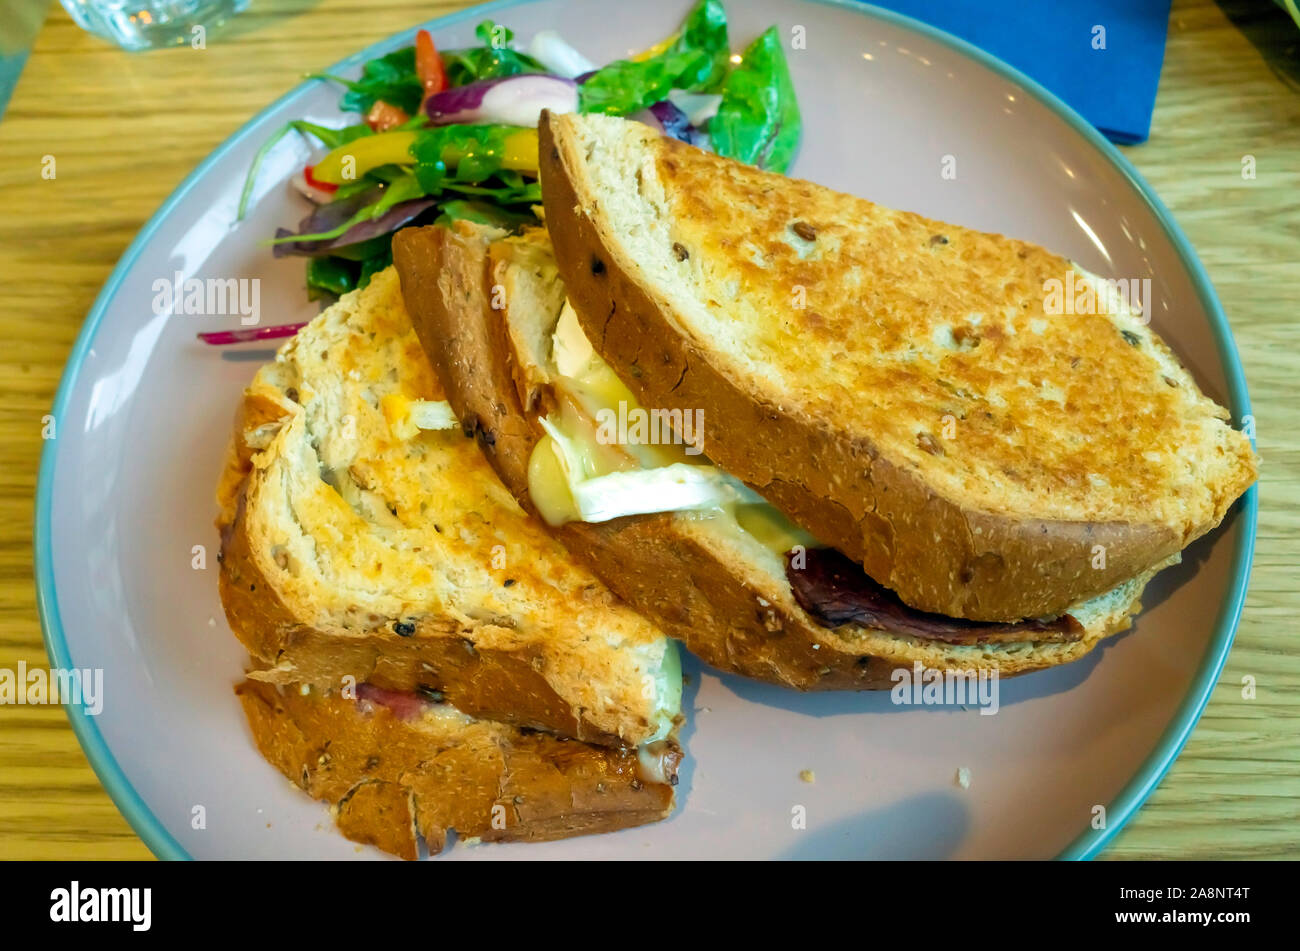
<box><xmin>216</xmin><ymin>266</ymin><xmax>682</xmax><ymax>857</ymax></box>
<box><xmin>390</xmin><ymin>113</ymin><xmax>1256</xmax><ymax>689</ymax></box>
<box><xmin>536</xmin><ymin>112</ymin><xmax>1258</xmax><ymax>623</ymax></box>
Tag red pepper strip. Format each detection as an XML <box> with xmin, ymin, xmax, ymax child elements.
<box><xmin>415</xmin><ymin>29</ymin><xmax>448</xmax><ymax>98</ymax></box>
<box><xmin>303</xmin><ymin>164</ymin><xmax>338</xmax><ymax>193</ymax></box>
<box><xmin>364</xmin><ymin>100</ymin><xmax>410</xmax><ymax>133</ymax></box>
<box><xmin>198</xmin><ymin>322</ymin><xmax>306</xmax><ymax>346</ymax></box>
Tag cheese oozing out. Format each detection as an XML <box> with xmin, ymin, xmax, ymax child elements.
<box><xmin>526</xmin><ymin>301</ymin><xmax>815</xmax><ymax>556</ymax></box>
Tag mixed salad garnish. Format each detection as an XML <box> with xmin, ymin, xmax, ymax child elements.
<box><xmin>216</xmin><ymin>0</ymin><xmax>798</xmax><ymax>334</ymax></box>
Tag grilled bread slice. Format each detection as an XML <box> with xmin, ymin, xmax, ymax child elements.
<box><xmin>216</xmin><ymin>266</ymin><xmax>681</xmax><ymax>749</ymax></box>
<box><xmin>538</xmin><ymin>111</ymin><xmax>1258</xmax><ymax>623</ymax></box>
<box><xmin>393</xmin><ymin>220</ymin><xmax>1166</xmax><ymax>689</ymax></box>
<box><xmin>237</xmin><ymin>678</ymin><xmax>675</xmax><ymax>860</ymax></box>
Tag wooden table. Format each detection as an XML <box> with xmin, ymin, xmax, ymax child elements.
<box><xmin>0</xmin><ymin>0</ymin><xmax>1296</xmax><ymax>860</ymax></box>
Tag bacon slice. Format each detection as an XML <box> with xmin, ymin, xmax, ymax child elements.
<box><xmin>786</xmin><ymin>548</ymin><xmax>1083</xmax><ymax>645</ymax></box>
<box><xmin>356</xmin><ymin>683</ymin><xmax>434</xmax><ymax>721</ymax></box>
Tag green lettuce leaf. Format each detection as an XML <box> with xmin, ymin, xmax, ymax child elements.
<box><xmin>358</xmin><ymin>248</ymin><xmax>394</xmax><ymax>288</ymax></box>
<box><xmin>442</xmin><ymin>20</ymin><xmax>547</xmax><ymax>86</ymax></box>
<box><xmin>579</xmin><ymin>0</ymin><xmax>729</xmax><ymax>116</ymax></box>
<box><xmin>410</xmin><ymin>123</ymin><xmax>526</xmax><ymax>192</ymax></box>
<box><xmin>306</xmin><ymin>256</ymin><xmax>359</xmax><ymax>301</ymax></box>
<box><xmin>435</xmin><ymin>199</ymin><xmax>536</xmax><ymax>230</ymax></box>
<box><xmin>317</xmin><ymin>47</ymin><xmax>424</xmax><ymax>115</ymax></box>
<box><xmin>709</xmin><ymin>26</ymin><xmax>801</xmax><ymax>174</ymax></box>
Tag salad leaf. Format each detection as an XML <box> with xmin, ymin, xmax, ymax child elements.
<box><xmin>441</xmin><ymin>168</ymin><xmax>541</xmax><ymax>204</ymax></box>
<box><xmin>578</xmin><ymin>0</ymin><xmax>730</xmax><ymax>116</ymax></box>
<box><xmin>270</xmin><ymin>173</ymin><xmax>428</xmax><ymax>247</ymax></box>
<box><xmin>435</xmin><ymin>199</ymin><xmax>536</xmax><ymax>231</ymax></box>
<box><xmin>306</xmin><ymin>256</ymin><xmax>360</xmax><ymax>301</ymax></box>
<box><xmin>334</xmin><ymin>176</ymin><xmax>385</xmax><ymax>200</ymax></box>
<box><xmin>271</xmin><ymin>184</ymin><xmax>383</xmax><ymax>252</ymax></box>
<box><xmin>672</xmin><ymin>0</ymin><xmax>731</xmax><ymax>91</ymax></box>
<box><xmin>358</xmin><ymin>249</ymin><xmax>393</xmax><ymax>288</ymax></box>
<box><xmin>293</xmin><ymin>120</ymin><xmax>372</xmax><ymax>151</ymax></box>
<box><xmin>442</xmin><ymin>180</ymin><xmax>542</xmax><ymax>204</ymax></box>
<box><xmin>237</xmin><ymin>119</ymin><xmax>371</xmax><ymax>220</ymax></box>
<box><xmin>322</xmin><ymin>47</ymin><xmax>424</xmax><ymax>115</ymax></box>
<box><xmin>410</xmin><ymin>123</ymin><xmax>528</xmax><ymax>192</ymax></box>
<box><xmin>321</xmin><ymin>235</ymin><xmax>394</xmax><ymax>262</ymax></box>
<box><xmin>709</xmin><ymin>27</ymin><xmax>801</xmax><ymax>174</ymax></box>
<box><xmin>442</xmin><ymin>20</ymin><xmax>546</xmax><ymax>85</ymax></box>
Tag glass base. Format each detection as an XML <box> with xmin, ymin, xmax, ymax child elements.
<box><xmin>59</xmin><ymin>0</ymin><xmax>250</xmax><ymax>51</ymax></box>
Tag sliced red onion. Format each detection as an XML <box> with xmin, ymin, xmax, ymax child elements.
<box><xmin>198</xmin><ymin>322</ymin><xmax>306</xmax><ymax>346</ymax></box>
<box><xmin>643</xmin><ymin>100</ymin><xmax>707</xmax><ymax>146</ymax></box>
<box><xmin>526</xmin><ymin>30</ymin><xmax>596</xmax><ymax>79</ymax></box>
<box><xmin>272</xmin><ymin>197</ymin><xmax>438</xmax><ymax>257</ymax></box>
<box><xmin>424</xmin><ymin>74</ymin><xmax>577</xmax><ymax>127</ymax></box>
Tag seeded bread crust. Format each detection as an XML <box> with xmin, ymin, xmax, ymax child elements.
<box><xmin>236</xmin><ymin>679</ymin><xmax>674</xmax><ymax>860</ymax></box>
<box><xmin>393</xmin><ymin>221</ymin><xmax>1161</xmax><ymax>688</ymax></box>
<box><xmin>538</xmin><ymin>112</ymin><xmax>1258</xmax><ymax>623</ymax></box>
<box><xmin>215</xmin><ymin>267</ymin><xmax>676</xmax><ymax>747</ymax></box>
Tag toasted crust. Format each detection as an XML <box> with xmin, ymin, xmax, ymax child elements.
<box><xmin>236</xmin><ymin>679</ymin><xmax>675</xmax><ymax>859</ymax></box>
<box><xmin>215</xmin><ymin>268</ymin><xmax>678</xmax><ymax>748</ymax></box>
<box><xmin>220</xmin><ymin>492</ymin><xmax>622</xmax><ymax>744</ymax></box>
<box><xmin>538</xmin><ymin>112</ymin><xmax>1258</xmax><ymax>622</ymax></box>
<box><xmin>392</xmin><ymin>222</ymin><xmax>1161</xmax><ymax>687</ymax></box>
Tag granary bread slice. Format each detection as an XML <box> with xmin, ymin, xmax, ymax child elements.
<box><xmin>538</xmin><ymin>111</ymin><xmax>1259</xmax><ymax>623</ymax></box>
<box><xmin>392</xmin><ymin>220</ymin><xmax>1167</xmax><ymax>689</ymax></box>
<box><xmin>236</xmin><ymin>678</ymin><xmax>676</xmax><ymax>860</ymax></box>
<box><xmin>216</xmin><ymin>266</ymin><xmax>681</xmax><ymax>748</ymax></box>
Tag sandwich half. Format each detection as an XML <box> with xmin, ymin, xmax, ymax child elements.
<box><xmin>237</xmin><ymin>678</ymin><xmax>672</xmax><ymax>860</ymax></box>
<box><xmin>536</xmin><ymin>111</ymin><xmax>1258</xmax><ymax>624</ymax></box>
<box><xmin>392</xmin><ymin>221</ymin><xmax>1172</xmax><ymax>689</ymax></box>
<box><xmin>216</xmin><ymin>266</ymin><xmax>682</xmax><ymax>856</ymax></box>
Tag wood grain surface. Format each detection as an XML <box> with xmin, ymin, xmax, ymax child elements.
<box><xmin>0</xmin><ymin>0</ymin><xmax>1296</xmax><ymax>860</ymax></box>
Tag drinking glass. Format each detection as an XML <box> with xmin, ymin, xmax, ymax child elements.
<box><xmin>58</xmin><ymin>0</ymin><xmax>249</xmax><ymax>51</ymax></box>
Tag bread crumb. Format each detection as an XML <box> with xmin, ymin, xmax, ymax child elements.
<box><xmin>955</xmin><ymin>767</ymin><xmax>971</xmax><ymax>789</ymax></box>
<box><xmin>799</xmin><ymin>769</ymin><xmax>815</xmax><ymax>783</ymax></box>
<box><xmin>207</xmin><ymin>617</ymin><xmax>216</xmax><ymax>627</ymax></box>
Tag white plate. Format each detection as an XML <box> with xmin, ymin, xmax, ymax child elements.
<box><xmin>37</xmin><ymin>0</ymin><xmax>1257</xmax><ymax>860</ymax></box>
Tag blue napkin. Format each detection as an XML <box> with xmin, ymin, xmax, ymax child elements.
<box><xmin>860</xmin><ymin>0</ymin><xmax>1172</xmax><ymax>144</ymax></box>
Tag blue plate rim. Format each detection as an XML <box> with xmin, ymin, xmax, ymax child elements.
<box><xmin>34</xmin><ymin>0</ymin><xmax>1258</xmax><ymax>861</ymax></box>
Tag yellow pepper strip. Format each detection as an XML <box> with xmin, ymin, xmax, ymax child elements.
<box><xmin>310</xmin><ymin>128</ymin><xmax>539</xmax><ymax>185</ymax></box>
<box><xmin>502</xmin><ymin>128</ymin><xmax>540</xmax><ymax>170</ymax></box>
<box><xmin>310</xmin><ymin>131</ymin><xmax>419</xmax><ymax>184</ymax></box>
<box><xmin>631</xmin><ymin>32</ymin><xmax>679</xmax><ymax>61</ymax></box>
